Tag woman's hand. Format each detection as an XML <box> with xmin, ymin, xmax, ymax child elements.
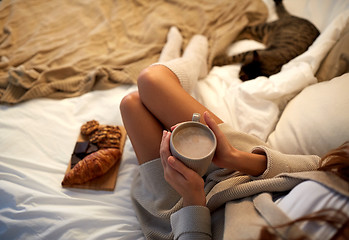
<box><xmin>160</xmin><ymin>130</ymin><xmax>206</xmax><ymax>207</ymax></box>
<box><xmin>203</xmin><ymin>111</ymin><xmax>239</xmax><ymax>169</ymax></box>
<box><xmin>204</xmin><ymin>111</ymin><xmax>267</xmax><ymax>176</ymax></box>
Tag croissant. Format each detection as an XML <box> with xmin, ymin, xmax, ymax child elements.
<box><xmin>62</xmin><ymin>148</ymin><xmax>121</xmax><ymax>185</ymax></box>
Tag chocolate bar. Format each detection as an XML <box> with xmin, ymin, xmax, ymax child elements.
<box><xmin>73</xmin><ymin>141</ymin><xmax>89</xmax><ymax>154</ymax></box>
<box><xmin>71</xmin><ymin>155</ymin><xmax>82</xmax><ymax>169</ymax></box>
<box><xmin>86</xmin><ymin>143</ymin><xmax>98</xmax><ymax>154</ymax></box>
<box><xmin>71</xmin><ymin>142</ymin><xmax>99</xmax><ymax>169</ymax></box>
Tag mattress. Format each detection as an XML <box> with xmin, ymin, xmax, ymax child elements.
<box><xmin>1</xmin><ymin>0</ymin><xmax>349</xmax><ymax>239</ymax></box>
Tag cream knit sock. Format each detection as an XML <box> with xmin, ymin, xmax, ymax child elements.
<box><xmin>182</xmin><ymin>35</ymin><xmax>208</xmax><ymax>79</ymax></box>
<box><xmin>159</xmin><ymin>26</ymin><xmax>183</xmax><ymax>62</ymax></box>
<box><xmin>158</xmin><ymin>35</ymin><xmax>208</xmax><ymax>93</ymax></box>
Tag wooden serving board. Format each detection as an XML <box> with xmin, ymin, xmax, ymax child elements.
<box><xmin>62</xmin><ymin>125</ymin><xmax>127</xmax><ymax>191</ymax></box>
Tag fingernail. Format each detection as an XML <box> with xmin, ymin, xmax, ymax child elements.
<box><xmin>168</xmin><ymin>156</ymin><xmax>175</xmax><ymax>164</ymax></box>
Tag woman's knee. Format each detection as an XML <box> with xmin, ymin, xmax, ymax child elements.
<box><xmin>119</xmin><ymin>91</ymin><xmax>140</xmax><ymax>116</ymax></box>
<box><xmin>137</xmin><ymin>65</ymin><xmax>172</xmax><ymax>94</ymax></box>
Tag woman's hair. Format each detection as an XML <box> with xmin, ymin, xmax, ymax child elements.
<box><xmin>318</xmin><ymin>141</ymin><xmax>349</xmax><ymax>182</ymax></box>
<box><xmin>258</xmin><ymin>209</ymin><xmax>349</xmax><ymax>240</ymax></box>
<box><xmin>258</xmin><ymin>141</ymin><xmax>349</xmax><ymax>240</ymax></box>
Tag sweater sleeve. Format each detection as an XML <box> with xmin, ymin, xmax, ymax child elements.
<box><xmin>250</xmin><ymin>146</ymin><xmax>321</xmax><ymax>179</ymax></box>
<box><xmin>218</xmin><ymin>123</ymin><xmax>321</xmax><ymax>179</ymax></box>
<box><xmin>170</xmin><ymin>205</ymin><xmax>212</xmax><ymax>240</ymax></box>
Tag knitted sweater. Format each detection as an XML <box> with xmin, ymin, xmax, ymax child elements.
<box><xmin>131</xmin><ymin>123</ymin><xmax>349</xmax><ymax>240</ymax></box>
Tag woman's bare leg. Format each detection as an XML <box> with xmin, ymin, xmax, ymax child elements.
<box><xmin>120</xmin><ymin>65</ymin><xmax>222</xmax><ymax>164</ymax></box>
<box><xmin>138</xmin><ymin>65</ymin><xmax>223</xmax><ymax>129</ymax></box>
<box><xmin>120</xmin><ymin>33</ymin><xmax>222</xmax><ymax>165</ymax></box>
<box><xmin>120</xmin><ymin>91</ymin><xmax>163</xmax><ymax>164</ymax></box>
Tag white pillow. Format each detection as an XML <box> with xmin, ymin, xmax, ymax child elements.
<box><xmin>267</xmin><ymin>73</ymin><xmax>349</xmax><ymax>157</ymax></box>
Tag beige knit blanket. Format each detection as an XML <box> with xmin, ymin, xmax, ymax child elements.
<box><xmin>0</xmin><ymin>0</ymin><xmax>267</xmax><ymax>104</ymax></box>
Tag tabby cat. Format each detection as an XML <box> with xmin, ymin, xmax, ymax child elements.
<box><xmin>212</xmin><ymin>0</ymin><xmax>320</xmax><ymax>81</ymax></box>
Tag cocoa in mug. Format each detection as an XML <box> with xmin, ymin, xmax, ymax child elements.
<box><xmin>170</xmin><ymin>113</ymin><xmax>217</xmax><ymax>176</ymax></box>
<box><xmin>172</xmin><ymin>126</ymin><xmax>215</xmax><ymax>159</ymax></box>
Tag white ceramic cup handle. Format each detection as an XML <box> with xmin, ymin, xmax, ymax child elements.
<box><xmin>192</xmin><ymin>113</ymin><xmax>201</xmax><ymax>122</ymax></box>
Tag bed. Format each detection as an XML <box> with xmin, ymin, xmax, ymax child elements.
<box><xmin>0</xmin><ymin>0</ymin><xmax>348</xmax><ymax>239</ymax></box>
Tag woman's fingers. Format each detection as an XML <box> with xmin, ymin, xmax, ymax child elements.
<box><xmin>166</xmin><ymin>156</ymin><xmax>206</xmax><ymax>206</ymax></box>
<box><xmin>170</xmin><ymin>123</ymin><xmax>179</xmax><ymax>132</ymax></box>
<box><xmin>160</xmin><ymin>131</ymin><xmax>187</xmax><ymax>180</ymax></box>
<box><xmin>204</xmin><ymin>111</ymin><xmax>223</xmax><ymax>138</ymax></box>
<box><xmin>167</xmin><ymin>156</ymin><xmax>196</xmax><ymax>180</ymax></box>
<box><xmin>204</xmin><ymin>111</ymin><xmax>237</xmax><ymax>169</ymax></box>
<box><xmin>159</xmin><ymin>128</ymin><xmax>206</xmax><ymax>206</ymax></box>
<box><xmin>160</xmin><ymin>130</ymin><xmax>171</xmax><ymax>169</ymax></box>
<box><xmin>164</xmin><ymin>157</ymin><xmax>186</xmax><ymax>184</ymax></box>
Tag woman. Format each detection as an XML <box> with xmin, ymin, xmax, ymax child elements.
<box><xmin>120</xmin><ymin>27</ymin><xmax>349</xmax><ymax>239</ymax></box>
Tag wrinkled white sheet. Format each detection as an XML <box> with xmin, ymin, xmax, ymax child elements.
<box><xmin>0</xmin><ymin>84</ymin><xmax>145</xmax><ymax>239</ymax></box>
<box><xmin>195</xmin><ymin>2</ymin><xmax>349</xmax><ymax>141</ymax></box>
<box><xmin>1</xmin><ymin>0</ymin><xmax>349</xmax><ymax>239</ymax></box>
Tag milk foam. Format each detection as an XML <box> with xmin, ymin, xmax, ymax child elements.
<box><xmin>173</xmin><ymin>126</ymin><xmax>214</xmax><ymax>159</ymax></box>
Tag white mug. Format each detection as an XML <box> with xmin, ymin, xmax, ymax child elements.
<box><xmin>170</xmin><ymin>113</ymin><xmax>217</xmax><ymax>176</ymax></box>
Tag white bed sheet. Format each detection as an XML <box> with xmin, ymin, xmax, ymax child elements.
<box><xmin>0</xmin><ymin>84</ymin><xmax>145</xmax><ymax>239</ymax></box>
<box><xmin>195</xmin><ymin>0</ymin><xmax>349</xmax><ymax>141</ymax></box>
<box><xmin>1</xmin><ymin>0</ymin><xmax>349</xmax><ymax>239</ymax></box>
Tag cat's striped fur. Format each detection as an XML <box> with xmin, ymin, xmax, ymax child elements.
<box><xmin>212</xmin><ymin>0</ymin><xmax>320</xmax><ymax>81</ymax></box>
